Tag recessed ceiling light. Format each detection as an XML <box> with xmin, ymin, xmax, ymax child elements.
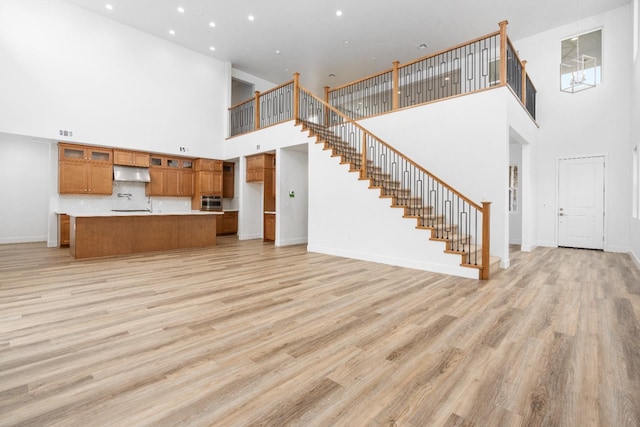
<box><xmin>209</xmin><ymin>46</ymin><xmax>216</xmax><ymax>51</ymax></box>
<box><xmin>248</xmin><ymin>15</ymin><xmax>255</xmax><ymax>21</ymax></box>
<box><xmin>275</xmin><ymin>50</ymin><xmax>281</xmax><ymax>55</ymax></box>
<box><xmin>105</xmin><ymin>4</ymin><xmax>113</xmax><ymax>10</ymax></box>
<box><xmin>417</xmin><ymin>43</ymin><xmax>428</xmax><ymax>49</ymax></box>
<box><xmin>209</xmin><ymin>21</ymin><xmax>215</xmax><ymax>27</ymax></box>
<box><xmin>169</xmin><ymin>29</ymin><xmax>176</xmax><ymax>35</ymax></box>
<box><xmin>177</xmin><ymin>6</ymin><xmax>185</xmax><ymax>13</ymax></box>
<box><xmin>329</xmin><ymin>73</ymin><xmax>336</xmax><ymax>78</ymax></box>
<box><xmin>336</xmin><ymin>10</ymin><xmax>343</xmax><ymax>16</ymax></box>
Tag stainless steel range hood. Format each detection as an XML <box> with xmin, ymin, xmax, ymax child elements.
<box><xmin>113</xmin><ymin>165</ymin><xmax>151</xmax><ymax>183</ymax></box>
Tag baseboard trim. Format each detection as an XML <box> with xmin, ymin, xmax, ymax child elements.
<box><xmin>238</xmin><ymin>233</ymin><xmax>262</xmax><ymax>241</ymax></box>
<box><xmin>277</xmin><ymin>238</ymin><xmax>308</xmax><ymax>246</ymax></box>
<box><xmin>307</xmin><ymin>244</ymin><xmax>479</xmax><ymax>279</ymax></box>
<box><xmin>0</xmin><ymin>236</ymin><xmax>47</xmax><ymax>245</ymax></box>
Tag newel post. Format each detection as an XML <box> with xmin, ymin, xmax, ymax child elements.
<box><xmin>521</xmin><ymin>60</ymin><xmax>527</xmax><ymax>106</ymax></box>
<box><xmin>392</xmin><ymin>60</ymin><xmax>400</xmax><ymax>111</ymax></box>
<box><xmin>293</xmin><ymin>72</ymin><xmax>300</xmax><ymax>124</ymax></box>
<box><xmin>254</xmin><ymin>91</ymin><xmax>261</xmax><ymax>130</ymax></box>
<box><xmin>481</xmin><ymin>201</ymin><xmax>492</xmax><ymax>280</ymax></box>
<box><xmin>499</xmin><ymin>20</ymin><xmax>508</xmax><ymax>87</ymax></box>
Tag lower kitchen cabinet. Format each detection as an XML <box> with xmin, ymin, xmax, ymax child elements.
<box><xmin>58</xmin><ymin>214</ymin><xmax>70</xmax><ymax>247</ymax></box>
<box><xmin>264</xmin><ymin>213</ymin><xmax>275</xmax><ymax>242</ymax></box>
<box><xmin>217</xmin><ymin>211</ymin><xmax>238</xmax><ymax>236</ymax></box>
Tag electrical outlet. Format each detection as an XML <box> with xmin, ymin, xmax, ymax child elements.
<box><xmin>58</xmin><ymin>129</ymin><xmax>74</xmax><ymax>137</ymax></box>
<box><xmin>256</xmin><ymin>144</ymin><xmax>260</xmax><ymax>150</ymax></box>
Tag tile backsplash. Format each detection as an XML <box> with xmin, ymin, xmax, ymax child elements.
<box><xmin>57</xmin><ymin>182</ymin><xmax>192</xmax><ymax>213</ymax></box>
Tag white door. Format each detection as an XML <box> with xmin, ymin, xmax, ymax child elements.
<box><xmin>558</xmin><ymin>156</ymin><xmax>605</xmax><ymax>249</ymax></box>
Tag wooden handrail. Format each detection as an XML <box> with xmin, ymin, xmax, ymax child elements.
<box><xmin>227</xmin><ymin>79</ymin><xmax>294</xmax><ymax>112</ymax></box>
<box><xmin>298</xmin><ymin>85</ymin><xmax>484</xmax><ymax>211</ymax></box>
<box><xmin>326</xmin><ymin>27</ymin><xmax>502</xmax><ymax>97</ymax></box>
<box><xmin>326</xmin><ymin>67</ymin><xmax>394</xmax><ymax>93</ymax></box>
<box><xmin>398</xmin><ymin>30</ymin><xmax>501</xmax><ymax>70</ymax></box>
<box><xmin>258</xmin><ymin>79</ymin><xmax>295</xmax><ymax>98</ymax></box>
<box><xmin>227</xmin><ymin>97</ymin><xmax>255</xmax><ymax>111</ymax></box>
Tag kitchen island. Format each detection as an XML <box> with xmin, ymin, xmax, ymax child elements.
<box><xmin>68</xmin><ymin>211</ymin><xmax>222</xmax><ymax>259</ymax></box>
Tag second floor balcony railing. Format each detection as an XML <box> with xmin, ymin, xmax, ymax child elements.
<box><xmin>228</xmin><ymin>21</ymin><xmax>536</xmax><ymax>138</ymax></box>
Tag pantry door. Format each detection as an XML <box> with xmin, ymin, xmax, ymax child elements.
<box><xmin>558</xmin><ymin>156</ymin><xmax>605</xmax><ymax>250</ymax></box>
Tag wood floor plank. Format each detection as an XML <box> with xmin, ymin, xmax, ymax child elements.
<box><xmin>0</xmin><ymin>241</ymin><xmax>639</xmax><ymax>425</ymax></box>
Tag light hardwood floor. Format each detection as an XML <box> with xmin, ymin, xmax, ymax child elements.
<box><xmin>1</xmin><ymin>238</ymin><xmax>639</xmax><ymax>426</ymax></box>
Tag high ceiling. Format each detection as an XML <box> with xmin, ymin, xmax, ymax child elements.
<box><xmin>63</xmin><ymin>0</ymin><xmax>631</xmax><ymax>92</ymax></box>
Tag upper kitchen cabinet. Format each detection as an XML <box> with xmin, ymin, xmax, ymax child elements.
<box><xmin>146</xmin><ymin>155</ymin><xmax>194</xmax><ymax>197</ymax></box>
<box><xmin>246</xmin><ymin>153</ymin><xmax>274</xmax><ymax>183</ymax></box>
<box><xmin>58</xmin><ymin>143</ymin><xmax>113</xmax><ymax>195</ymax></box>
<box><xmin>113</xmin><ymin>149</ymin><xmax>150</xmax><ymax>167</ymax></box>
<box><xmin>223</xmin><ymin>162</ymin><xmax>235</xmax><ymax>198</ymax></box>
<box><xmin>194</xmin><ymin>158</ymin><xmax>223</xmax><ymax>197</ymax></box>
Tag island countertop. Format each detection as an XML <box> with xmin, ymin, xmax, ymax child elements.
<box><xmin>69</xmin><ymin>211</ymin><xmax>219</xmax><ymax>259</ymax></box>
<box><xmin>66</xmin><ymin>210</ymin><xmax>223</xmax><ymax>218</ymax></box>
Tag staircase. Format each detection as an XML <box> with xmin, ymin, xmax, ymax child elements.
<box><xmin>295</xmin><ymin>86</ymin><xmax>498</xmax><ymax>279</ymax></box>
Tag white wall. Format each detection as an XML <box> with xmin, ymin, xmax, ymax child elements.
<box><xmin>0</xmin><ymin>135</ymin><xmax>50</xmax><ymax>243</ymax></box>
<box><xmin>631</xmin><ymin>0</ymin><xmax>640</xmax><ymax>264</ymax></box>
<box><xmin>514</xmin><ymin>5</ymin><xmax>633</xmax><ymax>252</ymax></box>
<box><xmin>277</xmin><ymin>147</ymin><xmax>309</xmax><ymax>246</ymax></box>
<box><xmin>0</xmin><ymin>0</ymin><xmax>228</xmax><ymax>160</ymax></box>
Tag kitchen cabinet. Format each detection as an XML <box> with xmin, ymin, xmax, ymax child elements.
<box><xmin>113</xmin><ymin>149</ymin><xmax>150</xmax><ymax>167</ymax></box>
<box><xmin>216</xmin><ymin>211</ymin><xmax>238</xmax><ymax>236</ymax></box>
<box><xmin>165</xmin><ymin>168</ymin><xmax>194</xmax><ymax>196</ymax></box>
<box><xmin>69</xmin><ymin>213</ymin><xmax>219</xmax><ymax>259</ymax></box>
<box><xmin>223</xmin><ymin>162</ymin><xmax>235</xmax><ymax>198</ymax></box>
<box><xmin>146</xmin><ymin>155</ymin><xmax>194</xmax><ymax>197</ymax></box>
<box><xmin>264</xmin><ymin>213</ymin><xmax>275</xmax><ymax>241</ymax></box>
<box><xmin>192</xmin><ymin>158</ymin><xmax>223</xmax><ymax>209</ymax></box>
<box><xmin>58</xmin><ymin>214</ymin><xmax>70</xmax><ymax>247</ymax></box>
<box><xmin>58</xmin><ymin>143</ymin><xmax>113</xmax><ymax>195</ymax></box>
<box><xmin>194</xmin><ymin>158</ymin><xmax>222</xmax><ymax>172</ymax></box>
<box><xmin>264</xmin><ymin>166</ymin><xmax>276</xmax><ymax>213</ymax></box>
<box><xmin>195</xmin><ymin>171</ymin><xmax>222</xmax><ymax>195</ymax></box>
<box><xmin>246</xmin><ymin>153</ymin><xmax>274</xmax><ymax>183</ymax></box>
<box><xmin>194</xmin><ymin>158</ymin><xmax>222</xmax><ymax>195</ymax></box>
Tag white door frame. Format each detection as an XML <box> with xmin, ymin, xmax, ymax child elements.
<box><xmin>555</xmin><ymin>153</ymin><xmax>607</xmax><ymax>249</ymax></box>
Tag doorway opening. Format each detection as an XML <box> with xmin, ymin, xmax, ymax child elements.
<box><xmin>231</xmin><ymin>78</ymin><xmax>255</xmax><ymax>106</ymax></box>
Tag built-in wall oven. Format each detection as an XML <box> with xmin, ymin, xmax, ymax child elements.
<box><xmin>201</xmin><ymin>195</ymin><xmax>222</xmax><ymax>211</ymax></box>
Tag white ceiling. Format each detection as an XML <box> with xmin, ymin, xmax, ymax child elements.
<box><xmin>62</xmin><ymin>0</ymin><xmax>630</xmax><ymax>93</ymax></box>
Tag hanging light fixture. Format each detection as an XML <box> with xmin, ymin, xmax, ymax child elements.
<box><xmin>560</xmin><ymin>0</ymin><xmax>596</xmax><ymax>93</ymax></box>
<box><xmin>560</xmin><ymin>36</ymin><xmax>596</xmax><ymax>93</ymax></box>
